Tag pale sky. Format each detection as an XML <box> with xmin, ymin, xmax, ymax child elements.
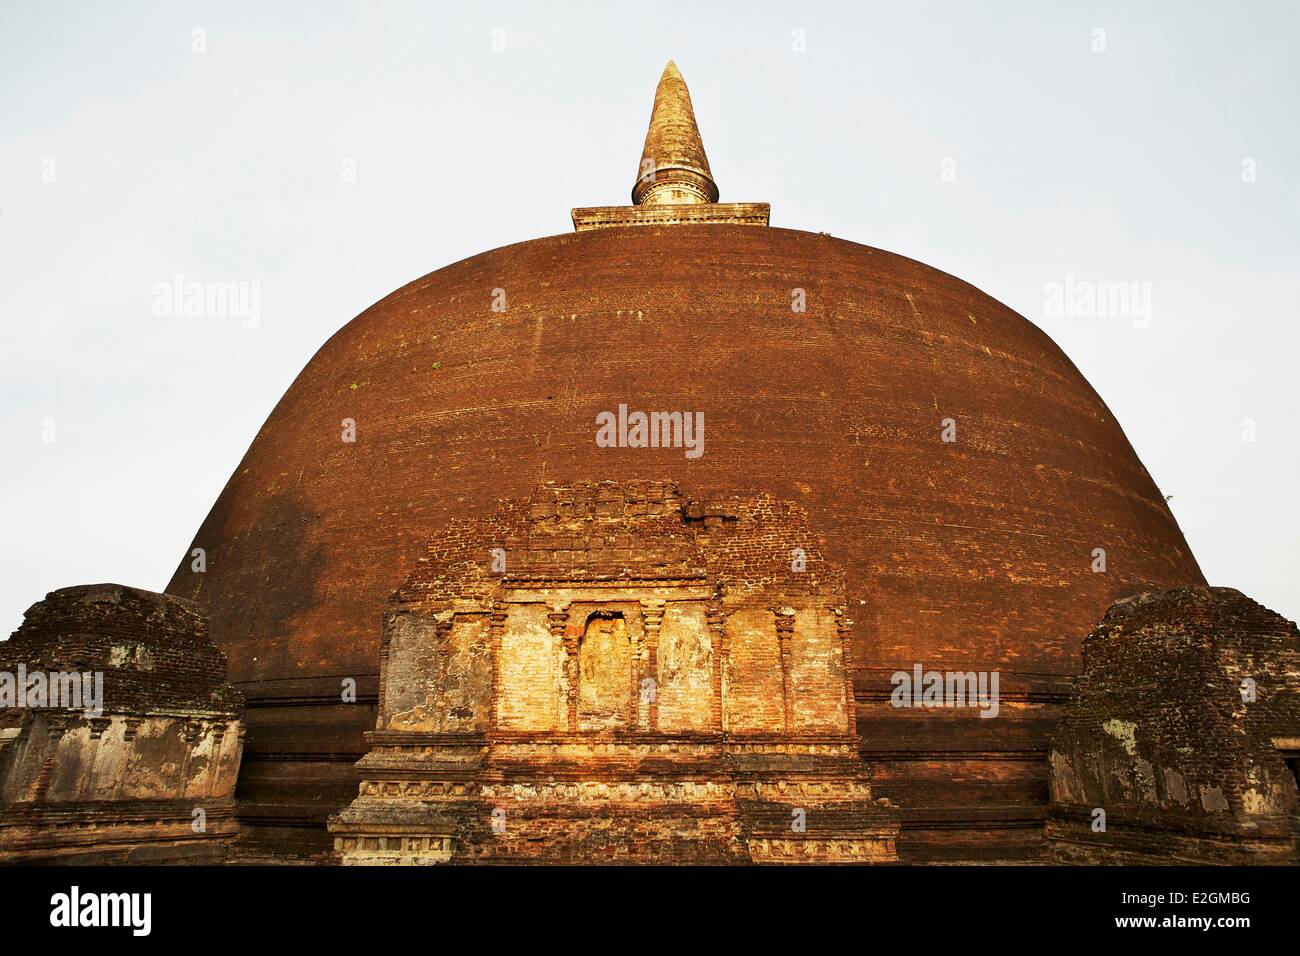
<box><xmin>2</xmin><ymin>0</ymin><xmax>1297</xmax><ymax>635</ymax></box>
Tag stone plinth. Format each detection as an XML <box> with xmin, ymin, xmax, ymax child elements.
<box><xmin>571</xmin><ymin>202</ymin><xmax>770</xmax><ymax>231</ymax></box>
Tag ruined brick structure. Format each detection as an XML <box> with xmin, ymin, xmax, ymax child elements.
<box><xmin>166</xmin><ymin>62</ymin><xmax>1208</xmax><ymax>861</ymax></box>
<box><xmin>329</xmin><ymin>480</ymin><xmax>899</xmax><ymax>863</ymax></box>
<box><xmin>0</xmin><ymin>585</ymin><xmax>244</xmax><ymax>864</ymax></box>
<box><xmin>1046</xmin><ymin>588</ymin><xmax>1300</xmax><ymax>864</ymax></box>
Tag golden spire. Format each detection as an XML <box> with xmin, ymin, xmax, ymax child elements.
<box><xmin>631</xmin><ymin>61</ymin><xmax>719</xmax><ymax>206</ymax></box>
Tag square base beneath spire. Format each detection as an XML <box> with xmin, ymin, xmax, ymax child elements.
<box><xmin>571</xmin><ymin>202</ymin><xmax>770</xmax><ymax>232</ymax></box>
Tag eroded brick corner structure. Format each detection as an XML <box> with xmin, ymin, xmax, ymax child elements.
<box><xmin>0</xmin><ymin>585</ymin><xmax>244</xmax><ymax>864</ymax></box>
<box><xmin>329</xmin><ymin>480</ymin><xmax>899</xmax><ymax>863</ymax></box>
<box><xmin>1046</xmin><ymin>587</ymin><xmax>1300</xmax><ymax>864</ymax></box>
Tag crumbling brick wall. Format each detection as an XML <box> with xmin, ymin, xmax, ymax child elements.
<box><xmin>1045</xmin><ymin>587</ymin><xmax>1300</xmax><ymax>864</ymax></box>
<box><xmin>378</xmin><ymin>479</ymin><xmax>853</xmax><ymax>738</ymax></box>
<box><xmin>0</xmin><ymin>584</ymin><xmax>244</xmax><ymax>864</ymax></box>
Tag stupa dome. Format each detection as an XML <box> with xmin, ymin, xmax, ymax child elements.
<box><xmin>170</xmin><ymin>226</ymin><xmax>1200</xmax><ymax>683</ymax></box>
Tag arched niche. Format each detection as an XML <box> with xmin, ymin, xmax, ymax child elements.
<box><xmin>577</xmin><ymin>611</ymin><xmax>633</xmax><ymax>731</ymax></box>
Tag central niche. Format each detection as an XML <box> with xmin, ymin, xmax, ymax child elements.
<box><xmin>577</xmin><ymin>611</ymin><xmax>632</xmax><ymax>731</ymax></box>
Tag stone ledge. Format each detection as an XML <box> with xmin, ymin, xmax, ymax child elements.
<box><xmin>571</xmin><ymin>202</ymin><xmax>770</xmax><ymax>231</ymax></box>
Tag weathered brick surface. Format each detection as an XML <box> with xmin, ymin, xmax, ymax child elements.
<box><xmin>2</xmin><ymin>584</ymin><xmax>240</xmax><ymax>715</ymax></box>
<box><xmin>657</xmin><ymin>602</ymin><xmax>712</xmax><ymax>731</ymax></box>
<box><xmin>1045</xmin><ymin>587</ymin><xmax>1300</xmax><ymax>864</ymax></box>
<box><xmin>0</xmin><ymin>584</ymin><xmax>244</xmax><ymax>864</ymax></box>
<box><xmin>329</xmin><ymin>480</ymin><xmax>898</xmax><ymax>864</ymax></box>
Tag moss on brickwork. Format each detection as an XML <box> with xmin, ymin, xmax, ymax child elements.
<box><xmin>1046</xmin><ymin>587</ymin><xmax>1300</xmax><ymax>864</ymax></box>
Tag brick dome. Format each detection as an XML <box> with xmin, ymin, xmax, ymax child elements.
<box><xmin>168</xmin><ymin>224</ymin><xmax>1202</xmax><ymax>686</ymax></box>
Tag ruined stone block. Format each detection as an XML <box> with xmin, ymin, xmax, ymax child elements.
<box><xmin>1045</xmin><ymin>587</ymin><xmax>1300</xmax><ymax>864</ymax></box>
<box><xmin>0</xmin><ymin>584</ymin><xmax>244</xmax><ymax>864</ymax></box>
